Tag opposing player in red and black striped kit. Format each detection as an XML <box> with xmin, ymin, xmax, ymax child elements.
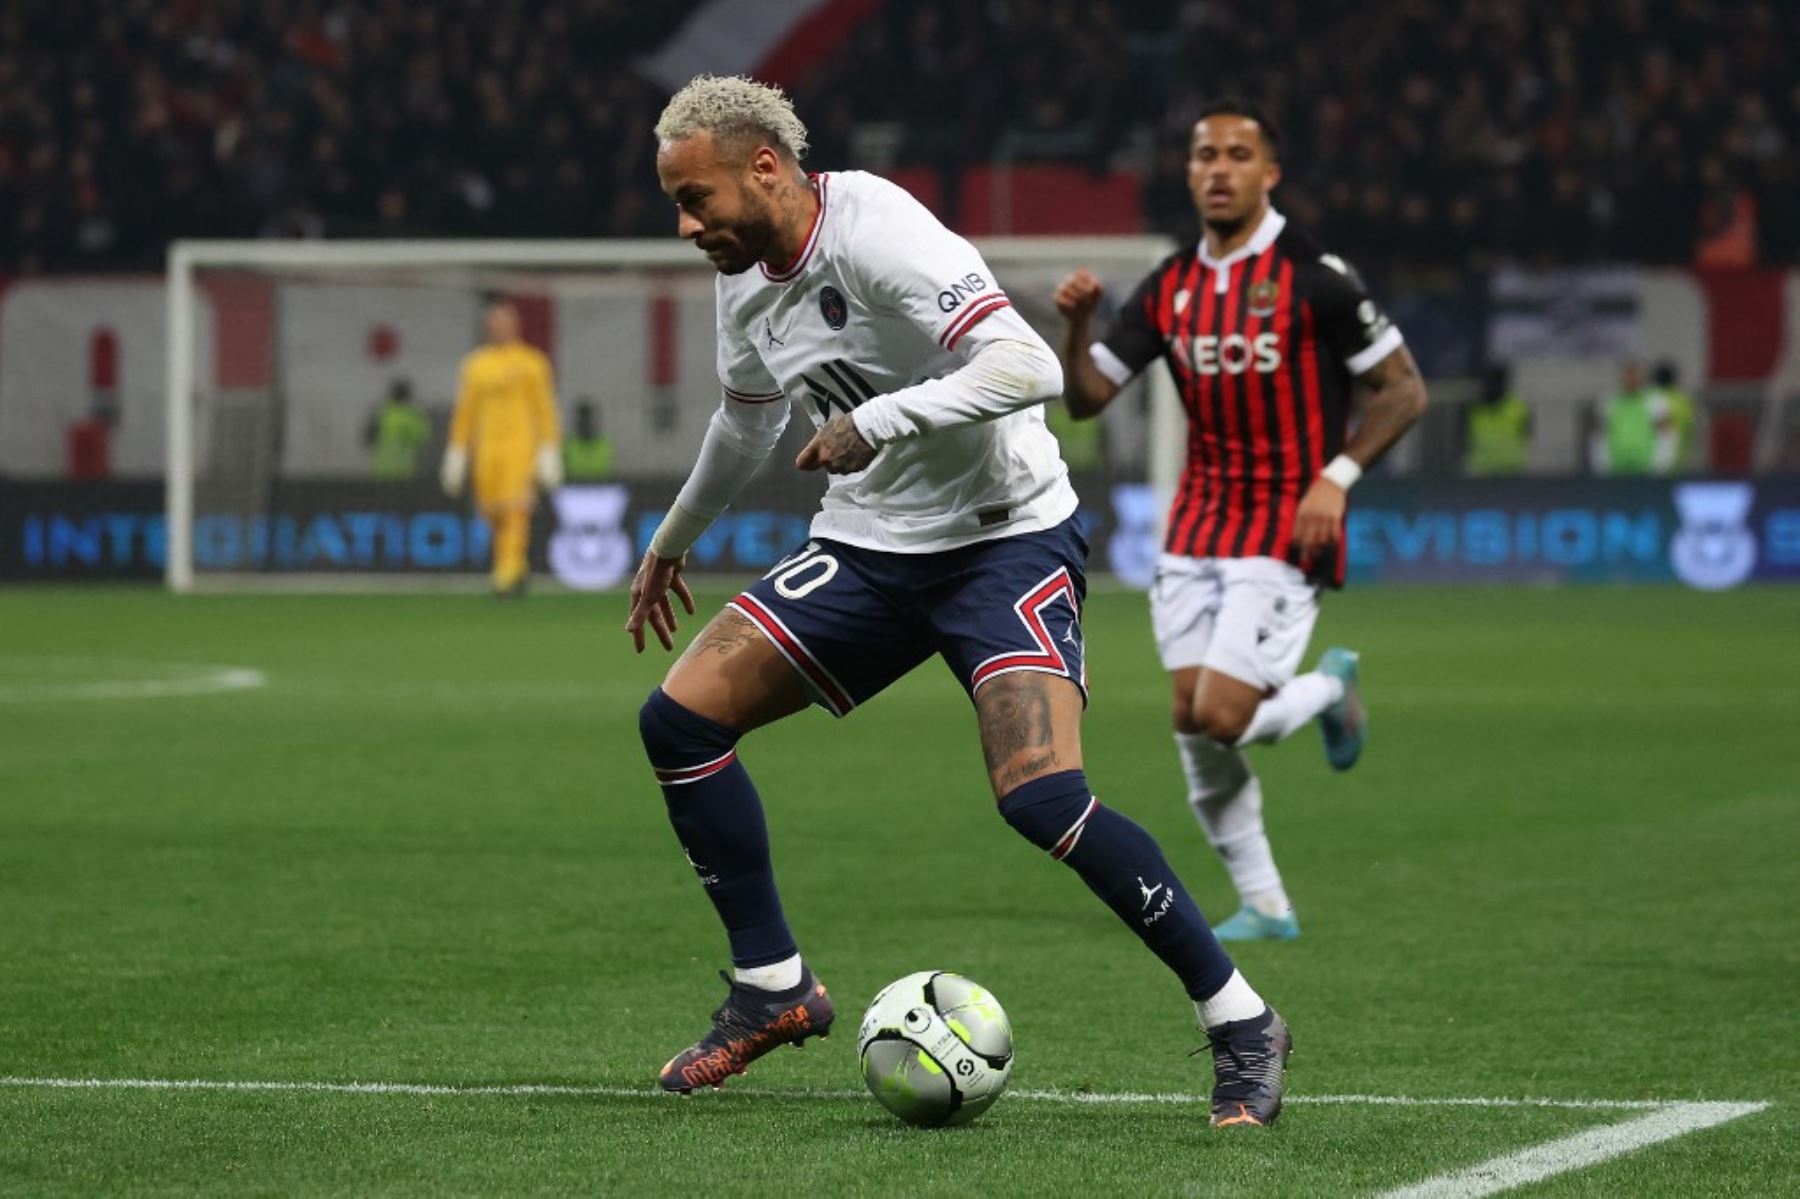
<box><xmin>1055</xmin><ymin>100</ymin><xmax>1426</xmax><ymax>941</ymax></box>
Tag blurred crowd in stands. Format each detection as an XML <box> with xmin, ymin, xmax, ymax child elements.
<box><xmin>1130</xmin><ymin>0</ymin><xmax>1800</xmax><ymax>269</ymax></box>
<box><xmin>3</xmin><ymin>0</ymin><xmax>1797</xmax><ymax>273</ymax></box>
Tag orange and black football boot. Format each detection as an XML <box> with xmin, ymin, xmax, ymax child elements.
<box><xmin>658</xmin><ymin>968</ymin><xmax>835</xmax><ymax>1093</ymax></box>
<box><xmin>1205</xmin><ymin>1006</ymin><xmax>1292</xmax><ymax>1127</ymax></box>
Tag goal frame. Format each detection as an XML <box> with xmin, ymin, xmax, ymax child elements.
<box><xmin>165</xmin><ymin>237</ymin><xmax>1178</xmax><ymax>592</ymax></box>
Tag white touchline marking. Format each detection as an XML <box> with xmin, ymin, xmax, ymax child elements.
<box><xmin>0</xmin><ymin>1076</ymin><xmax>1752</xmax><ymax>1114</ymax></box>
<box><xmin>0</xmin><ymin>1076</ymin><xmax>1772</xmax><ymax>1191</ymax></box>
<box><xmin>0</xmin><ymin>662</ymin><xmax>265</xmax><ymax>702</ymax></box>
<box><xmin>1378</xmin><ymin>1101</ymin><xmax>1770</xmax><ymax>1199</ymax></box>
<box><xmin>1</xmin><ymin>1076</ymin><xmax>1769</xmax><ymax>1194</ymax></box>
<box><xmin>1017</xmin><ymin>1090</ymin><xmax>1672</xmax><ymax>1110</ymax></box>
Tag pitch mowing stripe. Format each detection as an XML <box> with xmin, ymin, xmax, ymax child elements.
<box><xmin>0</xmin><ymin>1076</ymin><xmax>1729</xmax><ymax>1111</ymax></box>
<box><xmin>1378</xmin><ymin>1101</ymin><xmax>1770</xmax><ymax>1199</ymax></box>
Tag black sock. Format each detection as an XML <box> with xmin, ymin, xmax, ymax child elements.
<box><xmin>1001</xmin><ymin>769</ymin><xmax>1236</xmax><ymax>1000</ymax></box>
<box><xmin>639</xmin><ymin>688</ymin><xmax>796</xmax><ymax>968</ymax></box>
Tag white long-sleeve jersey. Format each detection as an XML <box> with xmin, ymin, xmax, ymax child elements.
<box><xmin>666</xmin><ymin>170</ymin><xmax>1077</xmax><ymax>555</ymax></box>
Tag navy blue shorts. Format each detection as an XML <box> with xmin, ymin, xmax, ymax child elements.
<box><xmin>730</xmin><ymin>518</ymin><xmax>1089</xmax><ymax>717</ymax></box>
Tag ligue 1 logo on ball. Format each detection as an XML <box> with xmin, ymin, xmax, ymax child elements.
<box><xmin>1669</xmin><ymin>482</ymin><xmax>1756</xmax><ymax>591</ymax></box>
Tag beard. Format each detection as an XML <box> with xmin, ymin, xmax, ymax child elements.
<box><xmin>699</xmin><ymin>189</ymin><xmax>780</xmax><ymax>275</ymax></box>
<box><xmin>1202</xmin><ymin>204</ymin><xmax>1254</xmax><ymax>239</ymax></box>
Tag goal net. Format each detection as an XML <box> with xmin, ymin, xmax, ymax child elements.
<box><xmin>165</xmin><ymin>238</ymin><xmax>1176</xmax><ymax>592</ymax></box>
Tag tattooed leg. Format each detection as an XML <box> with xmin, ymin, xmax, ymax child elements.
<box><xmin>979</xmin><ymin>672</ymin><xmax>1243</xmax><ymax>1007</ymax></box>
<box><xmin>664</xmin><ymin>609</ymin><xmax>810</xmax><ymax>733</ymax></box>
<box><xmin>642</xmin><ymin>605</ymin><xmax>808</xmax><ymax>991</ymax></box>
<box><xmin>974</xmin><ymin>672</ymin><xmax>1085</xmax><ymax>799</ymax></box>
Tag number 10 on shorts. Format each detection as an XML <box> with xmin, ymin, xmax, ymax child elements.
<box><xmin>765</xmin><ymin>542</ymin><xmax>839</xmax><ymax>599</ymax></box>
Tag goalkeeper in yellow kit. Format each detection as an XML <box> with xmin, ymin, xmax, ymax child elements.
<box><xmin>439</xmin><ymin>298</ymin><xmax>563</xmax><ymax>595</ymax></box>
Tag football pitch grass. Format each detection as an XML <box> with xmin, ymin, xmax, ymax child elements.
<box><xmin>1</xmin><ymin>584</ymin><xmax>1794</xmax><ymax>1195</ymax></box>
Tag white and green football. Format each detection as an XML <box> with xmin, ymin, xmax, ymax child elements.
<box><xmin>857</xmin><ymin>971</ymin><xmax>1014</xmax><ymax>1127</ymax></box>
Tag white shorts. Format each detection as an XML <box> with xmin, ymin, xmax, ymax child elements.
<box><xmin>1149</xmin><ymin>554</ymin><xmax>1320</xmax><ymax>689</ymax></box>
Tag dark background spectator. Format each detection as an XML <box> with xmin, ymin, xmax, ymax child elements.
<box><xmin>2</xmin><ymin>0</ymin><xmax>1796</xmax><ymax>273</ymax></box>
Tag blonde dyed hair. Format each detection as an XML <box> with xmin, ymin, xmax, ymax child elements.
<box><xmin>654</xmin><ymin>74</ymin><xmax>809</xmax><ymax>162</ymax></box>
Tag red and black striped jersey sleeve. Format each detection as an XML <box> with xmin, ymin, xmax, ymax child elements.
<box><xmin>1096</xmin><ymin>250</ymin><xmax>1189</xmax><ymax>383</ymax></box>
<box><xmin>1306</xmin><ymin>253</ymin><xmax>1405</xmax><ymax>379</ymax></box>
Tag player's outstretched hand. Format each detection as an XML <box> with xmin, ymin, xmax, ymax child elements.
<box><xmin>1053</xmin><ymin>269</ymin><xmax>1105</xmax><ymax>323</ymax></box>
<box><xmin>624</xmin><ymin>549</ymin><xmax>696</xmax><ymax>654</ymax></box>
<box><xmin>796</xmin><ymin>412</ymin><xmax>876</xmax><ymax>475</ymax></box>
<box><xmin>1293</xmin><ymin>477</ymin><xmax>1347</xmax><ymax>566</ymax></box>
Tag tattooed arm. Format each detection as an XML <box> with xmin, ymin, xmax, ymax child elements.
<box><xmin>1343</xmin><ymin>344</ymin><xmax>1430</xmax><ymax>469</ymax></box>
<box><xmin>1292</xmin><ymin>345</ymin><xmax>1429</xmax><ymax>561</ymax></box>
<box><xmin>793</xmin><ymin>411</ymin><xmax>877</xmax><ymax>475</ymax></box>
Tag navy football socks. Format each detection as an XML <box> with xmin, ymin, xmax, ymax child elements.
<box><xmin>638</xmin><ymin>688</ymin><xmax>797</xmax><ymax>968</ymax></box>
<box><xmin>1000</xmin><ymin>769</ymin><xmax>1236</xmax><ymax>1000</ymax></box>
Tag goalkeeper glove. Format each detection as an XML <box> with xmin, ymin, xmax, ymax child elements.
<box><xmin>535</xmin><ymin>444</ymin><xmax>564</xmax><ymax>489</ymax></box>
<box><xmin>439</xmin><ymin>446</ymin><xmax>468</xmax><ymax>496</ymax></box>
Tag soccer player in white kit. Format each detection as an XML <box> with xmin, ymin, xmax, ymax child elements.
<box><xmin>626</xmin><ymin>76</ymin><xmax>1292</xmax><ymax>1127</ymax></box>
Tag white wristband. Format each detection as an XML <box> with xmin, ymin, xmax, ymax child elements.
<box><xmin>648</xmin><ymin>502</ymin><xmax>713</xmax><ymax>558</ymax></box>
<box><xmin>1320</xmin><ymin>454</ymin><xmax>1363</xmax><ymax>491</ymax></box>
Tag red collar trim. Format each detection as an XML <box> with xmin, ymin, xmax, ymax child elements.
<box><xmin>760</xmin><ymin>173</ymin><xmax>830</xmax><ymax>283</ymax></box>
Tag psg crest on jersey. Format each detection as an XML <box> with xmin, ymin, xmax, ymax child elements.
<box><xmin>819</xmin><ymin>285</ymin><xmax>848</xmax><ymax>330</ymax></box>
<box><xmin>1247</xmin><ymin>279</ymin><xmax>1282</xmax><ymax>318</ymax></box>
